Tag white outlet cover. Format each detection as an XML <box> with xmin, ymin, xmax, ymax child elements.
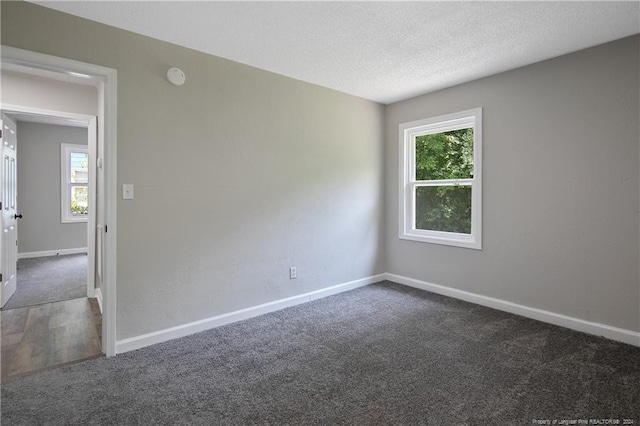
<box><xmin>123</xmin><ymin>184</ymin><xmax>134</xmax><ymax>200</ymax></box>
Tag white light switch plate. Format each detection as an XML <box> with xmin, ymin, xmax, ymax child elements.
<box><xmin>123</xmin><ymin>184</ymin><xmax>134</xmax><ymax>200</ymax></box>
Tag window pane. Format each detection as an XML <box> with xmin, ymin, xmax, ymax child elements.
<box><xmin>71</xmin><ymin>185</ymin><xmax>88</xmax><ymax>216</ymax></box>
<box><xmin>70</xmin><ymin>151</ymin><xmax>88</xmax><ymax>183</ymax></box>
<box><xmin>415</xmin><ymin>185</ymin><xmax>471</xmax><ymax>234</ymax></box>
<box><xmin>415</xmin><ymin>128</ymin><xmax>473</xmax><ymax>180</ymax></box>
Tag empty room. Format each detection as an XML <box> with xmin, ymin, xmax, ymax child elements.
<box><xmin>1</xmin><ymin>1</ymin><xmax>639</xmax><ymax>424</ymax></box>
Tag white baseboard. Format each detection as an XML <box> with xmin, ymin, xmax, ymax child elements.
<box><xmin>115</xmin><ymin>274</ymin><xmax>385</xmax><ymax>354</ymax></box>
<box><xmin>114</xmin><ymin>271</ymin><xmax>639</xmax><ymax>354</ymax></box>
<box><xmin>18</xmin><ymin>247</ymin><xmax>87</xmax><ymax>259</ymax></box>
<box><xmin>94</xmin><ymin>288</ymin><xmax>103</xmax><ymax>313</ymax></box>
<box><xmin>385</xmin><ymin>273</ymin><xmax>640</xmax><ymax>347</ymax></box>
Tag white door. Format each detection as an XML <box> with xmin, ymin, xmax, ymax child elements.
<box><xmin>1</xmin><ymin>113</ymin><xmax>18</xmax><ymax>308</ymax></box>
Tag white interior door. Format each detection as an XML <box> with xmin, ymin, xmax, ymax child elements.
<box><xmin>1</xmin><ymin>113</ymin><xmax>19</xmax><ymax>308</ymax></box>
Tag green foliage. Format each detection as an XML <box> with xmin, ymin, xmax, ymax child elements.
<box><xmin>70</xmin><ymin>185</ymin><xmax>88</xmax><ymax>216</ymax></box>
<box><xmin>415</xmin><ymin>128</ymin><xmax>473</xmax><ymax>180</ymax></box>
<box><xmin>70</xmin><ymin>200</ymin><xmax>88</xmax><ymax>216</ymax></box>
<box><xmin>415</xmin><ymin>186</ymin><xmax>471</xmax><ymax>234</ymax></box>
<box><xmin>415</xmin><ymin>128</ymin><xmax>473</xmax><ymax>234</ymax></box>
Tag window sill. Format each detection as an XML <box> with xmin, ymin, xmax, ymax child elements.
<box><xmin>62</xmin><ymin>217</ymin><xmax>88</xmax><ymax>224</ymax></box>
<box><xmin>399</xmin><ymin>232</ymin><xmax>481</xmax><ymax>250</ymax></box>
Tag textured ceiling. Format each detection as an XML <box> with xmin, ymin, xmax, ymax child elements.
<box><xmin>32</xmin><ymin>1</ymin><xmax>640</xmax><ymax>104</ymax></box>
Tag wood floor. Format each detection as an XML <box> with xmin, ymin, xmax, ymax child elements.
<box><xmin>1</xmin><ymin>297</ymin><xmax>102</xmax><ymax>380</ymax></box>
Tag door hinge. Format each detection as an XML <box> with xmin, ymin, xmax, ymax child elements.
<box><xmin>105</xmin><ymin>225</ymin><xmax>107</xmax><ymax>233</ymax></box>
<box><xmin>0</xmin><ymin>129</ymin><xmax>3</xmax><ymax>138</ymax></box>
<box><xmin>0</xmin><ymin>273</ymin><xmax>2</xmax><ymax>282</ymax></box>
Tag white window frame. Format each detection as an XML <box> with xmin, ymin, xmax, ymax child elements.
<box><xmin>399</xmin><ymin>108</ymin><xmax>482</xmax><ymax>250</ymax></box>
<box><xmin>61</xmin><ymin>143</ymin><xmax>89</xmax><ymax>223</ymax></box>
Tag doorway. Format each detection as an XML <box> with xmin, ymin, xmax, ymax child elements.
<box><xmin>2</xmin><ymin>113</ymin><xmax>96</xmax><ymax>307</ymax></box>
<box><xmin>0</xmin><ymin>110</ymin><xmax>101</xmax><ymax>379</ymax></box>
<box><xmin>0</xmin><ymin>46</ymin><xmax>117</xmax><ymax>358</ymax></box>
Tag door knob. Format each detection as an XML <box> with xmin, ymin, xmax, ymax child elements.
<box><xmin>14</xmin><ymin>214</ymin><xmax>22</xmax><ymax>219</ymax></box>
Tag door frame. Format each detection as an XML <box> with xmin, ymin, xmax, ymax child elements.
<box><xmin>1</xmin><ymin>46</ymin><xmax>118</xmax><ymax>356</ymax></box>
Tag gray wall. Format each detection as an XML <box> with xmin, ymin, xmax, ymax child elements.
<box><xmin>1</xmin><ymin>2</ymin><xmax>386</xmax><ymax>340</ymax></box>
<box><xmin>17</xmin><ymin>122</ymin><xmax>88</xmax><ymax>254</ymax></box>
<box><xmin>385</xmin><ymin>35</ymin><xmax>640</xmax><ymax>332</ymax></box>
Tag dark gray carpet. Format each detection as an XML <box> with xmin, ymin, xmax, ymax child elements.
<box><xmin>2</xmin><ymin>281</ymin><xmax>639</xmax><ymax>425</ymax></box>
<box><xmin>2</xmin><ymin>254</ymin><xmax>87</xmax><ymax>310</ymax></box>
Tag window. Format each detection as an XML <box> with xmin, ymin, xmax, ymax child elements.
<box><xmin>399</xmin><ymin>108</ymin><xmax>482</xmax><ymax>249</ymax></box>
<box><xmin>61</xmin><ymin>143</ymin><xmax>89</xmax><ymax>223</ymax></box>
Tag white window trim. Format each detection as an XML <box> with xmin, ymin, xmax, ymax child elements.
<box><xmin>61</xmin><ymin>143</ymin><xmax>89</xmax><ymax>223</ymax></box>
<box><xmin>399</xmin><ymin>108</ymin><xmax>482</xmax><ymax>250</ymax></box>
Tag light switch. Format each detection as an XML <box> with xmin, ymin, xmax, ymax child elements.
<box><xmin>123</xmin><ymin>184</ymin><xmax>134</xmax><ymax>200</ymax></box>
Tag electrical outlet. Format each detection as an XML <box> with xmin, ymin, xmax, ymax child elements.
<box><xmin>123</xmin><ymin>184</ymin><xmax>134</xmax><ymax>200</ymax></box>
<box><xmin>289</xmin><ymin>267</ymin><xmax>297</xmax><ymax>279</ymax></box>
